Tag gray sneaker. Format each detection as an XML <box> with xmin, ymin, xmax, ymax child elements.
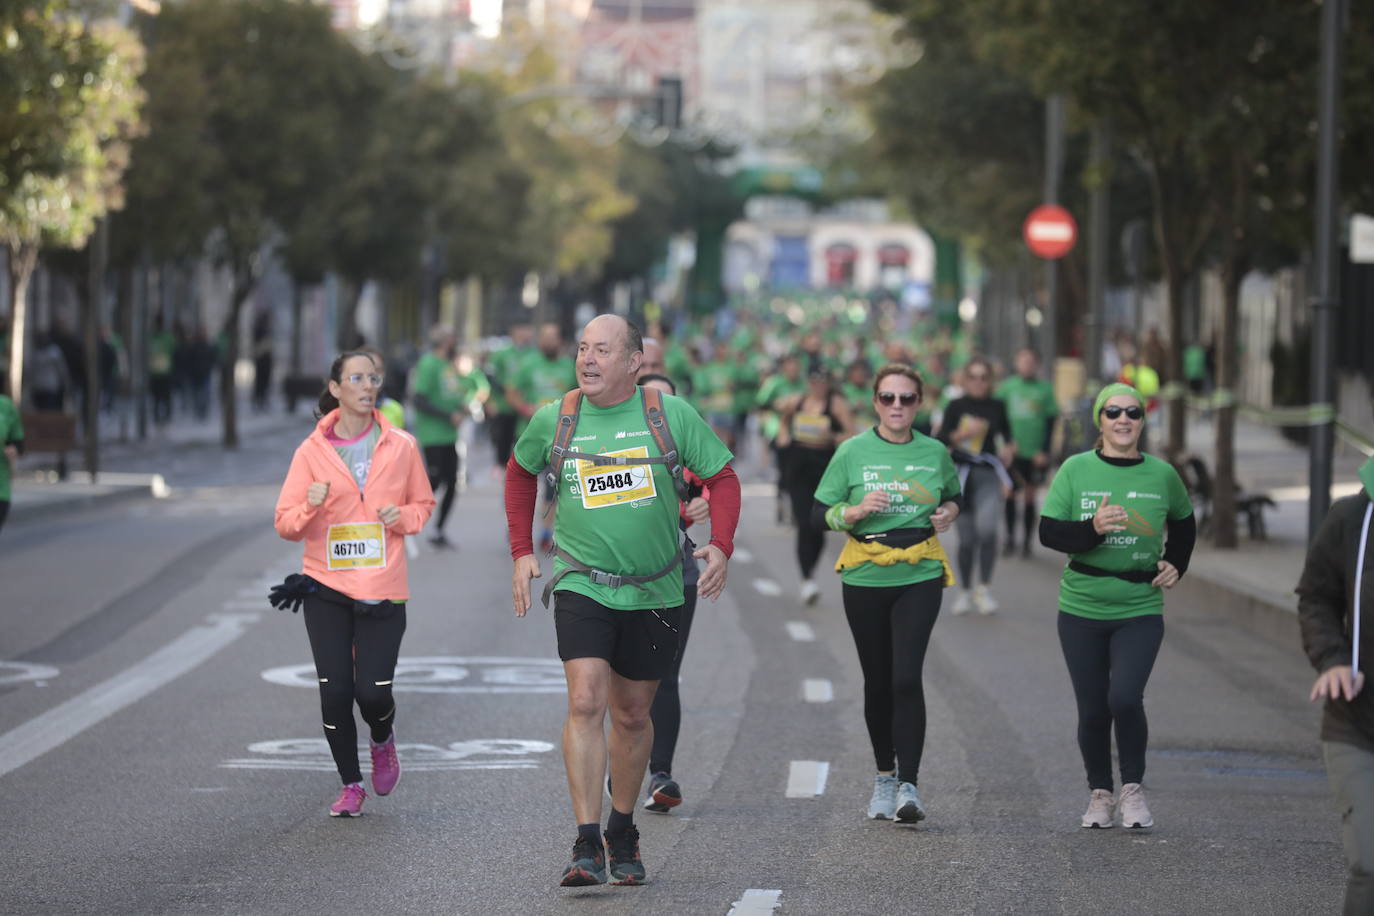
<box><xmin>1118</xmin><ymin>782</ymin><xmax>1153</xmax><ymax>828</ymax></box>
<box><xmin>866</xmin><ymin>773</ymin><xmax>899</xmax><ymax>820</ymax></box>
<box><xmin>895</xmin><ymin>781</ymin><xmax>925</xmax><ymax>823</ymax></box>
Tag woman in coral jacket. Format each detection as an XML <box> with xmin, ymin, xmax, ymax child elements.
<box><xmin>273</xmin><ymin>350</ymin><xmax>435</xmax><ymax>817</ymax></box>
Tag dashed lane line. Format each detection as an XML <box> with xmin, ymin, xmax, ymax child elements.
<box><xmin>802</xmin><ymin>678</ymin><xmax>833</xmax><ymax>702</ymax></box>
<box><xmin>752</xmin><ymin>578</ymin><xmax>782</xmax><ymax>596</ymax></box>
<box><xmin>785</xmin><ymin>760</ymin><xmax>830</xmax><ymax>798</ymax></box>
<box><xmin>728</xmin><ymin>889</ymin><xmax>783</xmax><ymax>915</ymax></box>
<box><xmin>785</xmin><ymin>621</ymin><xmax>816</xmax><ymax>642</ymax></box>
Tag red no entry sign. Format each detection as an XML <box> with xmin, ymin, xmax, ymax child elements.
<box><xmin>1023</xmin><ymin>204</ymin><xmax>1078</xmax><ymax>259</ymax></box>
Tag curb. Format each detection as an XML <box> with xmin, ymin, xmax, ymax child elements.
<box><xmin>10</xmin><ymin>476</ymin><xmax>167</xmax><ymax>524</ymax></box>
<box><xmin>1183</xmin><ymin>565</ymin><xmax>1298</xmax><ymax>647</ymax></box>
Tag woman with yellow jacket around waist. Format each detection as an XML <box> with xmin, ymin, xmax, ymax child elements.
<box><xmin>814</xmin><ymin>364</ymin><xmax>961</xmax><ymax>826</ymax></box>
<box><xmin>273</xmin><ymin>350</ymin><xmax>435</xmax><ymax>818</ymax></box>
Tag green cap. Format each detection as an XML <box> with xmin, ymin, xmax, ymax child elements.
<box><xmin>1093</xmin><ymin>382</ymin><xmax>1145</xmax><ymax>420</ymax></box>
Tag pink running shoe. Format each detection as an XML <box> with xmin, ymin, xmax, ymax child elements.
<box><xmin>370</xmin><ymin>732</ymin><xmax>401</xmax><ymax>796</ymax></box>
<box><xmin>329</xmin><ymin>782</ymin><xmax>367</xmax><ymax>817</ymax></box>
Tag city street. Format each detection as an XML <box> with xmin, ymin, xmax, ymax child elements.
<box><xmin>0</xmin><ymin>426</ymin><xmax>1347</xmax><ymax>915</ymax></box>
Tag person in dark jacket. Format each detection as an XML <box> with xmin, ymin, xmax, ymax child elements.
<box><xmin>1299</xmin><ymin>456</ymin><xmax>1374</xmax><ymax>916</ymax></box>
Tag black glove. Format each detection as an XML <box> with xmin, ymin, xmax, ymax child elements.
<box><xmin>268</xmin><ymin>574</ymin><xmax>319</xmax><ymax>613</ymax></box>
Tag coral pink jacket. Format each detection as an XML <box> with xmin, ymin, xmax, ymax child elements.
<box><xmin>274</xmin><ymin>409</ymin><xmax>435</xmax><ymax>600</ymax></box>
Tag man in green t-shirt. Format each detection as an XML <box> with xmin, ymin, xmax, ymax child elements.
<box><xmin>506</xmin><ymin>315</ymin><xmax>740</xmax><ymax>888</ymax></box>
<box><xmin>0</xmin><ymin>390</ymin><xmax>24</xmax><ymax>535</ymax></box>
<box><xmin>508</xmin><ymin>321</ymin><xmax>577</xmax><ymax>552</ymax></box>
<box><xmin>484</xmin><ymin>322</ymin><xmax>532</xmax><ymax>469</ymax></box>
<box><xmin>691</xmin><ymin>341</ymin><xmax>737</xmax><ymax>448</ymax></box>
<box><xmin>996</xmin><ymin>347</ymin><xmax>1059</xmax><ymax>557</ymax></box>
<box><xmin>410</xmin><ymin>326</ymin><xmax>467</xmax><ymax>547</ymax></box>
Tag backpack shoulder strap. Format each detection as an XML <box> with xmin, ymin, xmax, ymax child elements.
<box><xmin>641</xmin><ymin>387</ymin><xmax>688</xmax><ymax>501</ymax></box>
<box><xmin>543</xmin><ymin>389</ymin><xmax>583</xmax><ymax>489</ymax></box>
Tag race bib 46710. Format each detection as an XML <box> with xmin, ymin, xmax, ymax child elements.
<box><xmin>576</xmin><ymin>446</ymin><xmax>658</xmax><ymax>509</ymax></box>
<box><xmin>327</xmin><ymin>522</ymin><xmax>387</xmax><ymax>570</ymax></box>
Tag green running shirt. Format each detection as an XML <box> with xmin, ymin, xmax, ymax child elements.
<box><xmin>513</xmin><ymin>389</ymin><xmax>733</xmax><ymax>610</ymax></box>
<box><xmin>995</xmin><ymin>375</ymin><xmax>1058</xmax><ymax>455</ymax></box>
<box><xmin>0</xmin><ymin>395</ymin><xmax>23</xmax><ymax>502</ymax></box>
<box><xmin>411</xmin><ymin>352</ymin><xmax>466</xmax><ymax>447</ymax></box>
<box><xmin>814</xmin><ymin>428</ymin><xmax>961</xmax><ymax>588</ymax></box>
<box><xmin>1042</xmin><ymin>451</ymin><xmax>1194</xmax><ymax>620</ymax></box>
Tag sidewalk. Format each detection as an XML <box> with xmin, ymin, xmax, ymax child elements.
<box><xmin>8</xmin><ymin>396</ymin><xmax>303</xmax><ymax>523</ymax></box>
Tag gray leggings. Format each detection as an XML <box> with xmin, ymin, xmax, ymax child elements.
<box><xmin>957</xmin><ymin>465</ymin><xmax>1004</xmax><ymax>586</ymax></box>
<box><xmin>1326</xmin><ymin>740</ymin><xmax>1374</xmax><ymax>916</ymax></box>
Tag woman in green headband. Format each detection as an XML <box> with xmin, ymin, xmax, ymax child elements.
<box><xmin>1037</xmin><ymin>382</ymin><xmax>1196</xmax><ymax>831</ymax></box>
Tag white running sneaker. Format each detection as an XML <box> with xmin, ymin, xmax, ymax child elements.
<box><xmin>800</xmin><ymin>580</ymin><xmax>820</xmax><ymax>605</ymax></box>
<box><xmin>1118</xmin><ymin>783</ymin><xmax>1153</xmax><ymax>828</ymax></box>
<box><xmin>1080</xmin><ymin>789</ymin><xmax>1115</xmax><ymax>828</ymax></box>
<box><xmin>894</xmin><ymin>781</ymin><xmax>926</xmax><ymax>823</ymax></box>
<box><xmin>973</xmin><ymin>584</ymin><xmax>999</xmax><ymax>615</ymax></box>
<box><xmin>866</xmin><ymin>773</ymin><xmax>899</xmax><ymax>820</ymax></box>
<box><xmin>952</xmin><ymin>591</ymin><xmax>973</xmax><ymax>615</ymax></box>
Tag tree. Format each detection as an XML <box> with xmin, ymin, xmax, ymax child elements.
<box><xmin>0</xmin><ymin>2</ymin><xmax>144</xmax><ymax>402</ymax></box>
<box><xmin>125</xmin><ymin>0</ymin><xmax>379</xmax><ymax>446</ymax></box>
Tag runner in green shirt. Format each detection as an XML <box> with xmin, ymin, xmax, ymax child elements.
<box><xmin>814</xmin><ymin>364</ymin><xmax>960</xmax><ymax>825</ymax></box>
<box><xmin>842</xmin><ymin>360</ymin><xmax>877</xmax><ymax>432</ymax></box>
<box><xmin>507</xmin><ymin>315</ymin><xmax>739</xmax><ymax>888</ymax></box>
<box><xmin>0</xmin><ymin>391</ymin><xmax>24</xmax><ymax>534</ymax></box>
<box><xmin>691</xmin><ymin>341</ymin><xmax>738</xmax><ymax>449</ymax></box>
<box><xmin>410</xmin><ymin>327</ymin><xmax>469</xmax><ymax>547</ymax></box>
<box><xmin>484</xmin><ymin>322</ymin><xmax>532</xmax><ymax>469</ymax></box>
<box><xmin>1039</xmin><ymin>382</ymin><xmax>1195</xmax><ymax>831</ymax></box>
<box><xmin>996</xmin><ymin>347</ymin><xmax>1060</xmax><ymax>558</ymax></box>
<box><xmin>508</xmin><ymin>322</ymin><xmax>576</xmax><ymax>552</ymax></box>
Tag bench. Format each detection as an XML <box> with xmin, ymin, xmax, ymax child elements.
<box><xmin>20</xmin><ymin>410</ymin><xmax>77</xmax><ymax>479</ymax></box>
<box><xmin>1175</xmin><ymin>455</ymin><xmax>1276</xmax><ymax>540</ymax></box>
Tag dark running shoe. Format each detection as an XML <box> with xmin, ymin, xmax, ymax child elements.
<box><xmin>643</xmin><ymin>771</ymin><xmax>682</xmax><ymax>814</ymax></box>
<box><xmin>559</xmin><ymin>836</ymin><xmax>607</xmax><ymax>887</ymax></box>
<box><xmin>604</xmin><ymin>826</ymin><xmax>646</xmax><ymax>885</ymax></box>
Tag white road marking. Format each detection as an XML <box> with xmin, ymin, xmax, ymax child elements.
<box><xmin>802</xmin><ymin>678</ymin><xmax>833</xmax><ymax>702</ymax></box>
<box><xmin>785</xmin><ymin>760</ymin><xmax>830</xmax><ymax>797</ymax></box>
<box><xmin>261</xmin><ymin>657</ymin><xmax>568</xmax><ymax>694</ymax></box>
<box><xmin>222</xmin><ymin>738</ymin><xmax>555</xmax><ymax>772</ymax></box>
<box><xmin>733</xmin><ymin>547</ymin><xmax>754</xmax><ymax>563</ymax></box>
<box><xmin>752</xmin><ymin>578</ymin><xmax>781</xmax><ymax>597</ymax></box>
<box><xmin>785</xmin><ymin>621</ymin><xmax>816</xmax><ymax>642</ymax></box>
<box><xmin>0</xmin><ymin>614</ymin><xmax>259</xmax><ymax>779</ymax></box>
<box><xmin>405</xmin><ymin>537</ymin><xmax>419</xmax><ymax>559</ymax></box>
<box><xmin>0</xmin><ymin>661</ymin><xmax>60</xmax><ymax>686</ymax></box>
<box><xmin>728</xmin><ymin>889</ymin><xmax>783</xmax><ymax>915</ymax></box>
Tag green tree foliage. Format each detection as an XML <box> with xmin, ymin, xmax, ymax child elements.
<box><xmin>0</xmin><ymin>2</ymin><xmax>144</xmax><ymax>402</ymax></box>
<box><xmin>122</xmin><ymin>0</ymin><xmax>384</xmax><ymax>446</ymax></box>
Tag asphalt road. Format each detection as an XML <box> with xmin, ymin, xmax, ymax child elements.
<box><xmin>0</xmin><ymin>429</ymin><xmax>1347</xmax><ymax>915</ymax></box>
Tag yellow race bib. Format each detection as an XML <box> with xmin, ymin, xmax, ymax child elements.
<box><xmin>576</xmin><ymin>447</ymin><xmax>658</xmax><ymax>509</ymax></box>
<box><xmin>326</xmin><ymin>522</ymin><xmax>387</xmax><ymax>570</ymax></box>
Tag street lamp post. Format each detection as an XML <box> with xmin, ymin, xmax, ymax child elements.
<box><xmin>1308</xmin><ymin>0</ymin><xmax>1346</xmax><ymax>539</ymax></box>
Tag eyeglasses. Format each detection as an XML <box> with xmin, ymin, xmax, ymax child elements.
<box><xmin>876</xmin><ymin>391</ymin><xmax>919</xmax><ymax>406</ymax></box>
<box><xmin>345</xmin><ymin>373</ymin><xmax>384</xmax><ymax>388</ymax></box>
<box><xmin>1101</xmin><ymin>404</ymin><xmax>1144</xmax><ymax>420</ymax></box>
<box><xmin>965</xmin><ymin>373</ymin><xmax>989</xmax><ymax>382</ymax></box>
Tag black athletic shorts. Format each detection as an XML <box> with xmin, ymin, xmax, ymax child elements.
<box><xmin>1010</xmin><ymin>456</ymin><xmax>1046</xmax><ymax>488</ymax></box>
<box><xmin>553</xmin><ymin>591</ymin><xmax>682</xmax><ymax>682</ymax></box>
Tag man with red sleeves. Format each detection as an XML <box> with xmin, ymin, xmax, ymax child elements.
<box><xmin>505</xmin><ymin>314</ymin><xmax>741</xmax><ymax>889</ymax></box>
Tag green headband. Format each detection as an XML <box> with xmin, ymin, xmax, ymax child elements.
<box><xmin>1093</xmin><ymin>382</ymin><xmax>1145</xmax><ymax>420</ymax></box>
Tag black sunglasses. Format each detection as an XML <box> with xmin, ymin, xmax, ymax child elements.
<box><xmin>1101</xmin><ymin>405</ymin><xmax>1144</xmax><ymax>420</ymax></box>
<box><xmin>876</xmin><ymin>392</ymin><xmax>919</xmax><ymax>406</ymax></box>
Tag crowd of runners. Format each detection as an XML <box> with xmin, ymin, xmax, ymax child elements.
<box><xmin>266</xmin><ymin>303</ymin><xmax>1374</xmax><ymax>904</ymax></box>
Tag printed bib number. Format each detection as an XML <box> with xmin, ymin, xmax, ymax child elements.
<box><xmin>327</xmin><ymin>522</ymin><xmax>386</xmax><ymax>570</ymax></box>
<box><xmin>576</xmin><ymin>446</ymin><xmax>657</xmax><ymax>509</ymax></box>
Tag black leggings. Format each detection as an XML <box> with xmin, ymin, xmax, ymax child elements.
<box><xmin>648</xmin><ymin>585</ymin><xmax>697</xmax><ymax>775</ymax></box>
<box><xmin>787</xmin><ymin>446</ymin><xmax>833</xmax><ymax>579</ymax></box>
<box><xmin>303</xmin><ymin>595</ymin><xmax>408</xmax><ymax>785</ymax></box>
<box><xmin>424</xmin><ymin>444</ymin><xmax>459</xmax><ymax>529</ymax></box>
<box><xmin>0</xmin><ymin>500</ymin><xmax>8</xmax><ymax>534</ymax></box>
<box><xmin>843</xmin><ymin>577</ymin><xmax>943</xmax><ymax>784</ymax></box>
<box><xmin>1057</xmin><ymin>611</ymin><xmax>1164</xmax><ymax>791</ymax></box>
